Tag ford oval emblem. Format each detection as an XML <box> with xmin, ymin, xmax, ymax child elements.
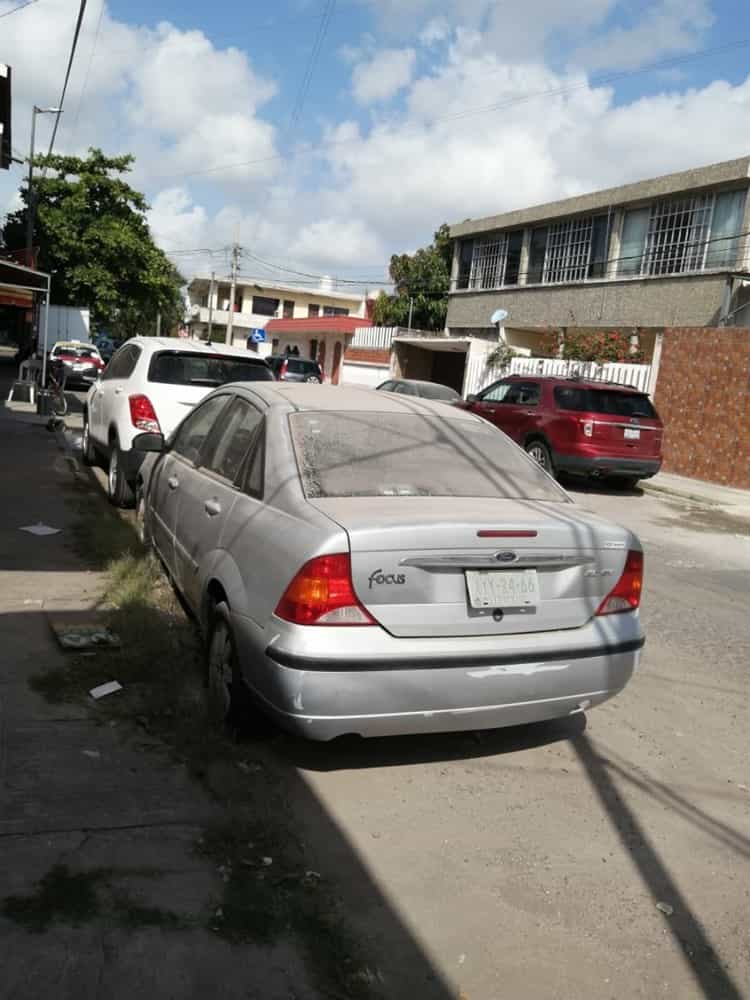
<box><xmin>495</xmin><ymin>551</ymin><xmax>517</xmax><ymax>563</ymax></box>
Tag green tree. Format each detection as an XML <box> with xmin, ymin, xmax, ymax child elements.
<box><xmin>1</xmin><ymin>148</ymin><xmax>184</xmax><ymax>336</ymax></box>
<box><xmin>372</xmin><ymin>223</ymin><xmax>452</xmax><ymax>331</ymax></box>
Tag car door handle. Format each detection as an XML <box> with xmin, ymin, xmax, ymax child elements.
<box><xmin>114</xmin><ymin>386</ymin><xmax>123</xmax><ymax>394</ymax></box>
<box><xmin>167</xmin><ymin>476</ymin><xmax>179</xmax><ymax>490</ymax></box>
<box><xmin>524</xmin><ymin>410</ymin><xmax>536</xmax><ymax>415</ymax></box>
<box><xmin>204</xmin><ymin>499</ymin><xmax>222</xmax><ymax>516</ymax></box>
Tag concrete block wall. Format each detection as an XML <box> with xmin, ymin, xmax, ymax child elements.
<box><xmin>654</xmin><ymin>327</ymin><xmax>750</xmax><ymax>488</ymax></box>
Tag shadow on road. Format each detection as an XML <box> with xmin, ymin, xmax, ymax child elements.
<box><xmin>571</xmin><ymin>732</ymin><xmax>745</xmax><ymax>1000</ymax></box>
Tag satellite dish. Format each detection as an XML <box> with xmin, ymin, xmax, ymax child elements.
<box><xmin>190</xmin><ymin>304</ymin><xmax>200</xmax><ymax>316</ymax></box>
<box><xmin>491</xmin><ymin>309</ymin><xmax>509</xmax><ymax>324</ymax></box>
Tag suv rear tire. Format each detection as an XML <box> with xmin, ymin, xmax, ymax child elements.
<box><xmin>525</xmin><ymin>439</ymin><xmax>554</xmax><ymax>476</ymax></box>
<box><xmin>81</xmin><ymin>415</ymin><xmax>97</xmax><ymax>467</ymax></box>
<box><xmin>107</xmin><ymin>437</ymin><xmax>135</xmax><ymax>508</ymax></box>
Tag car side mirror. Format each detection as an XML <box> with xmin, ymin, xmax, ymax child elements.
<box><xmin>132</xmin><ymin>432</ymin><xmax>165</xmax><ymax>452</ymax></box>
<box><xmin>466</xmin><ymin>393</ymin><xmax>479</xmax><ymax>404</ymax></box>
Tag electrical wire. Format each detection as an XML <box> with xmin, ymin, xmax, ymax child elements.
<box><xmin>0</xmin><ymin>0</ymin><xmax>40</xmax><ymax>17</ymax></box>
<box><xmin>288</xmin><ymin>0</ymin><xmax>335</xmax><ymax>128</ymax></box>
<box><xmin>68</xmin><ymin>0</ymin><xmax>104</xmax><ymax>144</ymax></box>
<box><xmin>44</xmin><ymin>0</ymin><xmax>87</xmax><ymax>163</ymax></box>
<box><xmin>151</xmin><ymin>36</ymin><xmax>750</xmax><ymax>184</ymax></box>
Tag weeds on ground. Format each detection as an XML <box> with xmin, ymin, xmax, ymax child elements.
<box><xmin>24</xmin><ymin>483</ymin><xmax>380</xmax><ymax>998</ymax></box>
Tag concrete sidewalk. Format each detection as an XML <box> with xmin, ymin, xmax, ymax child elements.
<box><xmin>0</xmin><ymin>393</ymin><xmax>316</xmax><ymax>999</ymax></box>
<box><xmin>643</xmin><ymin>470</ymin><xmax>750</xmax><ymax>516</ymax></box>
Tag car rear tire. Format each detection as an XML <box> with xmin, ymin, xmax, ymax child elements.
<box><xmin>304</xmin><ymin>375</ymin><xmax>321</xmax><ymax>383</ymax></box>
<box><xmin>135</xmin><ymin>483</ymin><xmax>150</xmax><ymax>548</ymax></box>
<box><xmin>107</xmin><ymin>439</ymin><xmax>135</xmax><ymax>508</ymax></box>
<box><xmin>207</xmin><ymin>602</ymin><xmax>274</xmax><ymax>739</ymax></box>
<box><xmin>81</xmin><ymin>416</ymin><xmax>97</xmax><ymax>467</ymax></box>
<box><xmin>525</xmin><ymin>439</ymin><xmax>554</xmax><ymax>476</ymax></box>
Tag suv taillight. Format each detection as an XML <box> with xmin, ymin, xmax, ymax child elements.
<box><xmin>596</xmin><ymin>550</ymin><xmax>643</xmax><ymax>615</ymax></box>
<box><xmin>129</xmin><ymin>394</ymin><xmax>161</xmax><ymax>434</ymax></box>
<box><xmin>275</xmin><ymin>554</ymin><xmax>375</xmax><ymax>626</ymax></box>
<box><xmin>280</xmin><ymin>359</ymin><xmax>288</xmax><ymax>379</ymax></box>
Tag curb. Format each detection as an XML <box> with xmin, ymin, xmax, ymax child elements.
<box><xmin>641</xmin><ymin>481</ymin><xmax>719</xmax><ymax>507</ymax></box>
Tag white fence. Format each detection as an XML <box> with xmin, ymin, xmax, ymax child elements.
<box><xmin>350</xmin><ymin>326</ymin><xmax>398</xmax><ymax>350</ymax></box>
<box><xmin>464</xmin><ymin>355</ymin><xmax>653</xmax><ymax>398</ymax></box>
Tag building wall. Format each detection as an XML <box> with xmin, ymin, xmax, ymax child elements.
<box><xmin>448</xmin><ymin>273</ymin><xmax>732</xmax><ymax>330</ymax></box>
<box><xmin>654</xmin><ymin>327</ymin><xmax>750</xmax><ymax>488</ymax></box>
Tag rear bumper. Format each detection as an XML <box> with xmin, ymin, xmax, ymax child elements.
<box><xmin>554</xmin><ymin>452</ymin><xmax>661</xmax><ymax>479</ymax></box>
<box><xmin>234</xmin><ymin>614</ymin><xmax>644</xmax><ymax>740</ymax></box>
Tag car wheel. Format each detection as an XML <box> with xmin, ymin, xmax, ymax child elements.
<box><xmin>107</xmin><ymin>439</ymin><xmax>135</xmax><ymax>508</ymax></box>
<box><xmin>81</xmin><ymin>416</ymin><xmax>97</xmax><ymax>466</ymax></box>
<box><xmin>207</xmin><ymin>603</ymin><xmax>245</xmax><ymax>729</ymax></box>
<box><xmin>525</xmin><ymin>439</ymin><xmax>554</xmax><ymax>476</ymax></box>
<box><xmin>304</xmin><ymin>375</ymin><xmax>321</xmax><ymax>383</ymax></box>
<box><xmin>135</xmin><ymin>483</ymin><xmax>150</xmax><ymax>548</ymax></box>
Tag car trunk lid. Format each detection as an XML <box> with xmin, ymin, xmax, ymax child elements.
<box><xmin>310</xmin><ymin>496</ymin><xmax>634</xmax><ymax>638</ymax></box>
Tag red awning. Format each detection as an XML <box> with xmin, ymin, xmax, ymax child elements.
<box><xmin>265</xmin><ymin>316</ymin><xmax>364</xmax><ymax>336</ymax></box>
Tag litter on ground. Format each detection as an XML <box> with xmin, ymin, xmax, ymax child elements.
<box><xmin>20</xmin><ymin>523</ymin><xmax>61</xmax><ymax>536</ymax></box>
<box><xmin>89</xmin><ymin>681</ymin><xmax>123</xmax><ymax>700</ymax></box>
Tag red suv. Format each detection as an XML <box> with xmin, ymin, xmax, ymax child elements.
<box><xmin>458</xmin><ymin>375</ymin><xmax>663</xmax><ymax>487</ymax></box>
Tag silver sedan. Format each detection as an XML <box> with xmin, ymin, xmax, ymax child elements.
<box><xmin>136</xmin><ymin>383</ymin><xmax>644</xmax><ymax>740</ymax></box>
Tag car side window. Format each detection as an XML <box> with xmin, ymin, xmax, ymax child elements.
<box><xmin>171</xmin><ymin>395</ymin><xmax>229</xmax><ymax>466</ymax></box>
<box><xmin>480</xmin><ymin>381</ymin><xmax>513</xmax><ymax>403</ymax></box>
<box><xmin>516</xmin><ymin>382</ymin><xmax>540</xmax><ymax>405</ymax></box>
<box><xmin>204</xmin><ymin>399</ymin><xmax>263</xmax><ymax>484</ymax></box>
<box><xmin>379</xmin><ymin>381</ymin><xmax>395</xmax><ymax>392</ymax></box>
<box><xmin>102</xmin><ymin>344</ymin><xmax>139</xmax><ymax>380</ymax></box>
<box><xmin>243</xmin><ymin>426</ymin><xmax>265</xmax><ymax>499</ymax></box>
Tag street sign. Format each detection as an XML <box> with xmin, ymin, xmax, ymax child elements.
<box><xmin>248</xmin><ymin>328</ymin><xmax>266</xmax><ymax>343</ymax></box>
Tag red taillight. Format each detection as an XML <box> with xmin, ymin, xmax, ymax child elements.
<box><xmin>275</xmin><ymin>554</ymin><xmax>376</xmax><ymax>626</ymax></box>
<box><xmin>280</xmin><ymin>360</ymin><xmax>288</xmax><ymax>379</ymax></box>
<box><xmin>128</xmin><ymin>394</ymin><xmax>161</xmax><ymax>434</ymax></box>
<box><xmin>596</xmin><ymin>550</ymin><xmax>643</xmax><ymax>615</ymax></box>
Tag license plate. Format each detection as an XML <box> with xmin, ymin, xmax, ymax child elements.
<box><xmin>624</xmin><ymin>428</ymin><xmax>640</xmax><ymax>440</ymax></box>
<box><xmin>465</xmin><ymin>569</ymin><xmax>540</xmax><ymax>609</ymax></box>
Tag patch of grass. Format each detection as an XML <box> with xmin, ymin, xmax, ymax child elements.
<box><xmin>2</xmin><ymin>864</ymin><xmax>188</xmax><ymax>934</ymax></box>
<box><xmin>67</xmin><ymin>493</ymin><xmax>142</xmax><ymax>569</ymax></box>
<box><xmin>30</xmin><ymin>484</ymin><xmax>381</xmax><ymax>997</ymax></box>
<box><xmin>2</xmin><ymin>865</ymin><xmax>105</xmax><ymax>932</ymax></box>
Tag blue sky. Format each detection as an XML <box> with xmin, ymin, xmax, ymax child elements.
<box><xmin>2</xmin><ymin>0</ymin><xmax>750</xmax><ymax>283</ymax></box>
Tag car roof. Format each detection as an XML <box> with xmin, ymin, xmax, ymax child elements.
<box><xmin>503</xmin><ymin>374</ymin><xmax>644</xmax><ymax>394</ymax></box>
<box><xmin>126</xmin><ymin>336</ymin><xmax>264</xmax><ymax>360</ymax></box>
<box><xmin>226</xmin><ymin>382</ymin><xmax>479</xmax><ymax>420</ymax></box>
<box><xmin>390</xmin><ymin>378</ymin><xmax>457</xmax><ymax>390</ymax></box>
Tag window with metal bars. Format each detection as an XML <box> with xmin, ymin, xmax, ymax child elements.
<box><xmin>462</xmin><ymin>230</ymin><xmax>523</xmax><ymax>289</ymax></box>
<box><xmin>642</xmin><ymin>195</ymin><xmax>714</xmax><ymax>275</ymax></box>
<box><xmin>543</xmin><ymin>217</ymin><xmax>594</xmax><ymax>283</ymax></box>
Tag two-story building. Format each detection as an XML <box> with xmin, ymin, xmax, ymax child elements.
<box><xmin>185</xmin><ymin>276</ymin><xmax>377</xmax><ymax>351</ymax></box>
<box><xmin>446</xmin><ymin>156</ymin><xmax>750</xmax><ymax>356</ymax></box>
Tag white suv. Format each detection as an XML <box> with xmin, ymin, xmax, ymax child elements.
<box><xmin>83</xmin><ymin>337</ymin><xmax>274</xmax><ymax>506</ymax></box>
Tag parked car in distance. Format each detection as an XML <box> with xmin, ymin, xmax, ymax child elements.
<box><xmin>49</xmin><ymin>341</ymin><xmax>105</xmax><ymax>385</ymax></box>
<box><xmin>267</xmin><ymin>354</ymin><xmax>324</xmax><ymax>383</ymax></box>
<box><xmin>376</xmin><ymin>378</ymin><xmax>460</xmax><ymax>401</ymax></box>
<box><xmin>457</xmin><ymin>375</ymin><xmax>663</xmax><ymax>488</ymax></box>
<box><xmin>94</xmin><ymin>335</ymin><xmax>123</xmax><ymax>363</ymax></box>
<box><xmin>136</xmin><ymin>383</ymin><xmax>644</xmax><ymax>741</ymax></box>
<box><xmin>83</xmin><ymin>336</ymin><xmax>274</xmax><ymax>506</ymax></box>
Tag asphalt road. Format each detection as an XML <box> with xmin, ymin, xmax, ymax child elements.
<box><xmin>287</xmin><ymin>480</ymin><xmax>750</xmax><ymax>1000</ymax></box>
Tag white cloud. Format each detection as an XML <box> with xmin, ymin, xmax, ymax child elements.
<box><xmin>420</xmin><ymin>16</ymin><xmax>451</xmax><ymax>46</ymax></box>
<box><xmin>289</xmin><ymin>218</ymin><xmax>385</xmax><ymax>269</ymax></box>
<box><xmin>571</xmin><ymin>0</ymin><xmax>715</xmax><ymax>71</ymax></box>
<box><xmin>147</xmin><ymin>187</ymin><xmax>208</xmax><ymax>251</ymax></box>
<box><xmin>351</xmin><ymin>48</ymin><xmax>417</xmax><ymax>104</ymax></box>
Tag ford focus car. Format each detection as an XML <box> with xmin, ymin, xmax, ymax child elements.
<box><xmin>136</xmin><ymin>383</ymin><xmax>645</xmax><ymax>741</ymax></box>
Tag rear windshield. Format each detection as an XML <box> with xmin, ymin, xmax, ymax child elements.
<box><xmin>554</xmin><ymin>386</ymin><xmax>657</xmax><ymax>418</ymax></box>
<box><xmin>418</xmin><ymin>382</ymin><xmax>460</xmax><ymax>401</ymax></box>
<box><xmin>282</xmin><ymin>358</ymin><xmax>318</xmax><ymax>374</ymax></box>
<box><xmin>289</xmin><ymin>412</ymin><xmax>568</xmax><ymax>502</ymax></box>
<box><xmin>148</xmin><ymin>351</ymin><xmax>274</xmax><ymax>387</ymax></box>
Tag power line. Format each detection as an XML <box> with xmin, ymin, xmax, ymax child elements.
<box><xmin>44</xmin><ymin>0</ymin><xmax>87</xmax><ymax>162</ymax></box>
<box><xmin>68</xmin><ymin>0</ymin><xmax>104</xmax><ymax>144</ymax></box>
<box><xmin>288</xmin><ymin>0</ymin><xmax>335</xmax><ymax>128</ymax></box>
<box><xmin>151</xmin><ymin>36</ymin><xmax>750</xmax><ymax>184</ymax></box>
<box><xmin>0</xmin><ymin>0</ymin><xmax>40</xmax><ymax>17</ymax></box>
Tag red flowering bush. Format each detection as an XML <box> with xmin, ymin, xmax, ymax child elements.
<box><xmin>561</xmin><ymin>329</ymin><xmax>643</xmax><ymax>364</ymax></box>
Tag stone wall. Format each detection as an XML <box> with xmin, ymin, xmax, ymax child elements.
<box><xmin>654</xmin><ymin>328</ymin><xmax>750</xmax><ymax>488</ymax></box>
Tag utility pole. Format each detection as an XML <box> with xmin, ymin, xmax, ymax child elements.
<box><xmin>25</xmin><ymin>106</ymin><xmax>61</xmax><ymax>264</ymax></box>
<box><xmin>225</xmin><ymin>244</ymin><xmax>240</xmax><ymax>346</ymax></box>
<box><xmin>407</xmin><ymin>296</ymin><xmax>414</xmax><ymax>333</ymax></box>
<box><xmin>155</xmin><ymin>310</ymin><xmax>161</xmax><ymax>337</ymax></box>
<box><xmin>206</xmin><ymin>271</ymin><xmax>215</xmax><ymax>343</ymax></box>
